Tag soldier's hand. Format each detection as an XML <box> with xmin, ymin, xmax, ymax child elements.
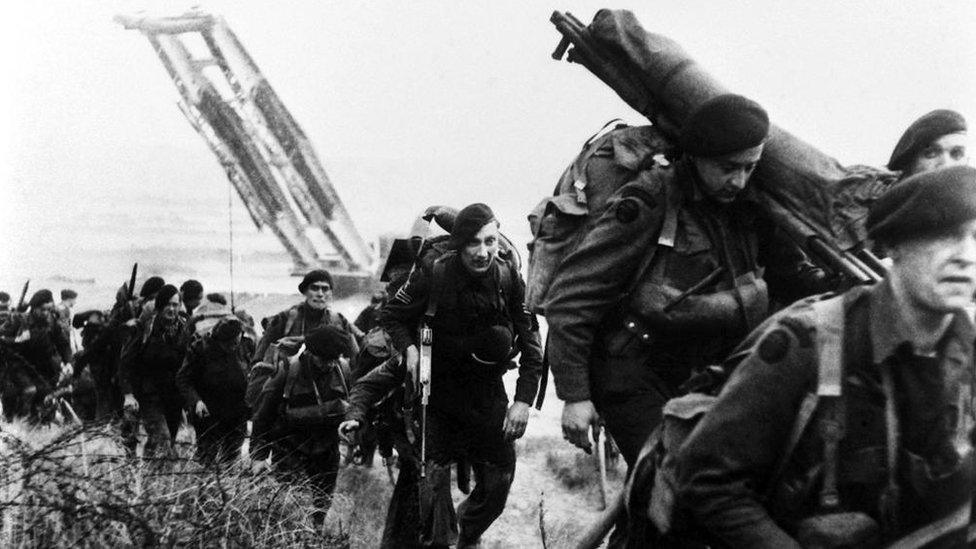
<box><xmin>14</xmin><ymin>330</ymin><xmax>30</xmax><ymax>343</ymax></box>
<box><xmin>123</xmin><ymin>393</ymin><xmax>139</xmax><ymax>413</ymax></box>
<box><xmin>60</xmin><ymin>363</ymin><xmax>73</xmax><ymax>378</ymax></box>
<box><xmin>405</xmin><ymin>345</ymin><xmax>420</xmax><ymax>375</ymax></box>
<box><xmin>195</xmin><ymin>401</ymin><xmax>210</xmax><ymax>418</ymax></box>
<box><xmin>503</xmin><ymin>401</ymin><xmax>530</xmax><ymax>441</ymax></box>
<box><xmin>338</xmin><ymin>420</ymin><xmax>361</xmax><ymax>444</ymax></box>
<box><xmin>249</xmin><ymin>459</ymin><xmax>269</xmax><ymax>475</ymax></box>
<box><xmin>562</xmin><ymin>400</ymin><xmax>600</xmax><ymax>454</ymax></box>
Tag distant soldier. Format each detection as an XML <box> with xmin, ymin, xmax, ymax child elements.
<box><xmin>137</xmin><ymin>276</ymin><xmax>166</xmax><ymax>322</ymax></box>
<box><xmin>177</xmin><ymin>317</ymin><xmax>251</xmax><ymax>465</ymax></box>
<box><xmin>354</xmin><ymin>290</ymin><xmax>388</xmax><ymax>334</ymax></box>
<box><xmin>0</xmin><ymin>292</ymin><xmax>12</xmax><ymax>325</ymax></box>
<box><xmin>68</xmin><ymin>309</ymin><xmax>109</xmax><ymax>421</ymax></box>
<box><xmin>88</xmin><ymin>283</ymin><xmax>142</xmax><ymax>420</ymax></box>
<box><xmin>179</xmin><ymin>279</ymin><xmax>204</xmax><ymax>318</ymax></box>
<box><xmin>0</xmin><ymin>290</ymin><xmax>73</xmax><ymax>420</ymax></box>
<box><xmin>252</xmin><ymin>270</ymin><xmax>361</xmax><ymax>363</ymax></box>
<box><xmin>676</xmin><ymin>165</ymin><xmax>976</xmax><ymax>548</ymax></box>
<box><xmin>250</xmin><ymin>325</ymin><xmax>353</xmax><ymax>525</ymax></box>
<box><xmin>343</xmin><ymin>203</ymin><xmax>544</xmax><ymax>548</ymax></box>
<box><xmin>889</xmin><ymin>109</ymin><xmax>968</xmax><ymax>178</ymax></box>
<box><xmin>119</xmin><ymin>285</ymin><xmax>189</xmax><ymax>457</ymax></box>
<box><xmin>56</xmin><ymin>289</ymin><xmax>77</xmax><ymax>333</ymax></box>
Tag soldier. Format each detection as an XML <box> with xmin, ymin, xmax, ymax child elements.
<box><xmin>176</xmin><ymin>317</ymin><xmax>251</xmax><ymax>465</ymax></box>
<box><xmin>0</xmin><ymin>292</ymin><xmax>10</xmax><ymax>325</ymax></box>
<box><xmin>137</xmin><ymin>276</ymin><xmax>166</xmax><ymax>322</ymax></box>
<box><xmin>119</xmin><ymin>284</ymin><xmax>189</xmax><ymax>458</ymax></box>
<box><xmin>0</xmin><ymin>289</ymin><xmax>73</xmax><ymax>389</ymax></box>
<box><xmin>353</xmin><ymin>290</ymin><xmax>387</xmax><ymax>334</ymax></box>
<box><xmin>250</xmin><ymin>325</ymin><xmax>353</xmax><ymax>525</ymax></box>
<box><xmin>675</xmin><ymin>165</ymin><xmax>976</xmax><ymax>548</ymax></box>
<box><xmin>56</xmin><ymin>289</ymin><xmax>77</xmax><ymax>334</ymax></box>
<box><xmin>179</xmin><ymin>279</ymin><xmax>204</xmax><ymax>318</ymax></box>
<box><xmin>547</xmin><ymin>94</ymin><xmax>776</xmax><ymax>465</ymax></box>
<box><xmin>252</xmin><ymin>269</ymin><xmax>361</xmax><ymax>363</ymax></box>
<box><xmin>0</xmin><ymin>290</ymin><xmax>72</xmax><ymax>419</ymax></box>
<box><xmin>348</xmin><ymin>203</ymin><xmax>544</xmax><ymax>547</ymax></box>
<box><xmin>889</xmin><ymin>109</ymin><xmax>968</xmax><ymax>178</ymax></box>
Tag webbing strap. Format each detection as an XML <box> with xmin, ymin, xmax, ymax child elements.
<box><xmin>879</xmin><ymin>363</ymin><xmax>902</xmax><ymax>533</ymax></box>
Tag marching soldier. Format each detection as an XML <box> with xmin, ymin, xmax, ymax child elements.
<box><xmin>676</xmin><ymin>165</ymin><xmax>976</xmax><ymax>548</ymax></box>
<box><xmin>177</xmin><ymin>316</ymin><xmax>251</xmax><ymax>465</ymax></box>
<box><xmin>546</xmin><ymin>94</ymin><xmax>777</xmax><ymax>466</ymax></box>
<box><xmin>118</xmin><ymin>284</ymin><xmax>189</xmax><ymax>458</ymax></box>
<box><xmin>346</xmin><ymin>203</ymin><xmax>544</xmax><ymax>548</ymax></box>
<box><xmin>252</xmin><ymin>270</ymin><xmax>361</xmax><ymax>364</ymax></box>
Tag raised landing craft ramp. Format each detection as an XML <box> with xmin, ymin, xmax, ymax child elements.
<box><xmin>116</xmin><ymin>12</ymin><xmax>376</xmax><ymax>286</ymax></box>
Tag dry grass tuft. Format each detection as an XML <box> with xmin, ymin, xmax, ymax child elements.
<box><xmin>0</xmin><ymin>419</ymin><xmax>349</xmax><ymax>548</ymax></box>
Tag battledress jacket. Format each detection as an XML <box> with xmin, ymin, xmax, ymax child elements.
<box><xmin>378</xmin><ymin>253</ymin><xmax>544</xmax><ymax>411</ymax></box>
<box><xmin>0</xmin><ymin>312</ymin><xmax>73</xmax><ymax>382</ymax></box>
<box><xmin>252</xmin><ymin>302</ymin><xmax>360</xmax><ymax>364</ymax></box>
<box><xmin>118</xmin><ymin>314</ymin><xmax>190</xmax><ymax>397</ymax></box>
<box><xmin>175</xmin><ymin>334</ymin><xmax>251</xmax><ymax>420</ymax></box>
<box><xmin>675</xmin><ymin>282</ymin><xmax>976</xmax><ymax>548</ymax></box>
<box><xmin>544</xmin><ymin>159</ymin><xmax>773</xmax><ymax>403</ymax></box>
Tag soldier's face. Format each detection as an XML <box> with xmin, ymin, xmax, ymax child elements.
<box><xmin>692</xmin><ymin>143</ymin><xmax>764</xmax><ymax>204</ymax></box>
<box><xmin>304</xmin><ymin>282</ymin><xmax>333</xmax><ymax>310</ymax></box>
<box><xmin>160</xmin><ymin>293</ymin><xmax>181</xmax><ymax>321</ymax></box>
<box><xmin>31</xmin><ymin>302</ymin><xmax>54</xmax><ymax>322</ymax></box>
<box><xmin>889</xmin><ymin>218</ymin><xmax>976</xmax><ymax>313</ymax></box>
<box><xmin>460</xmin><ymin>222</ymin><xmax>499</xmax><ymax>275</ymax></box>
<box><xmin>906</xmin><ymin>133</ymin><xmax>968</xmax><ymax>176</ymax></box>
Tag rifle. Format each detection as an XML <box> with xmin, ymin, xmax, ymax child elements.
<box><xmin>417</xmin><ymin>322</ymin><xmax>432</xmax><ymax>477</ymax></box>
<box><xmin>125</xmin><ymin>263</ymin><xmax>139</xmax><ymax>318</ymax></box>
<box><xmin>16</xmin><ymin>279</ymin><xmax>30</xmax><ymax>312</ymax></box>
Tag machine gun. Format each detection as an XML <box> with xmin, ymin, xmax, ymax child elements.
<box><xmin>550</xmin><ymin>10</ymin><xmax>889</xmax><ymax>286</ymax></box>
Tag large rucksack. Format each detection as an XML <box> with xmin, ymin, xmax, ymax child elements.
<box><xmin>525</xmin><ymin>122</ymin><xmax>674</xmax><ymax>314</ymax></box>
<box><xmin>626</xmin><ymin>294</ymin><xmax>846</xmax><ymax>542</ymax></box>
<box><xmin>278</xmin><ymin>352</ymin><xmax>351</xmax><ymax>428</ymax></box>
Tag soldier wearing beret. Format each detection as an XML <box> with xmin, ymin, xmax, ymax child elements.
<box><xmin>176</xmin><ymin>317</ymin><xmax>252</xmax><ymax>465</ymax></box>
<box><xmin>889</xmin><ymin>109</ymin><xmax>968</xmax><ymax>178</ymax></box>
<box><xmin>0</xmin><ymin>289</ymin><xmax>73</xmax><ymax>419</ymax></box>
<box><xmin>252</xmin><ymin>269</ymin><xmax>361</xmax><ymax>364</ymax></box>
<box><xmin>548</xmin><ymin>94</ymin><xmax>784</xmax><ymax>467</ymax></box>
<box><xmin>352</xmin><ymin>203</ymin><xmax>544</xmax><ymax>547</ymax></box>
<box><xmin>675</xmin><ymin>165</ymin><xmax>976</xmax><ymax>547</ymax></box>
<box><xmin>250</xmin><ymin>325</ymin><xmax>354</xmax><ymax>525</ymax></box>
<box><xmin>118</xmin><ymin>284</ymin><xmax>190</xmax><ymax>457</ymax></box>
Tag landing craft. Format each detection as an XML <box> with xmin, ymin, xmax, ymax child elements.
<box><xmin>116</xmin><ymin>11</ymin><xmax>376</xmax><ymax>295</ymax></box>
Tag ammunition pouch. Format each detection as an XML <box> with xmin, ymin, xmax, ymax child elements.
<box><xmin>629</xmin><ymin>271</ymin><xmax>769</xmax><ymax>335</ymax></box>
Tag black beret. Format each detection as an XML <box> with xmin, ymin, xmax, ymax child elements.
<box><xmin>305</xmin><ymin>325</ymin><xmax>352</xmax><ymax>360</ymax></box>
<box><xmin>140</xmin><ymin>276</ymin><xmax>166</xmax><ymax>298</ymax></box>
<box><xmin>180</xmin><ymin>279</ymin><xmax>203</xmax><ymax>299</ymax></box>
<box><xmin>449</xmin><ymin>203</ymin><xmax>497</xmax><ymax>250</ymax></box>
<box><xmin>422</xmin><ymin>205</ymin><xmax>459</xmax><ymax>233</ymax></box>
<box><xmin>206</xmin><ymin>292</ymin><xmax>227</xmax><ymax>305</ymax></box>
<box><xmin>0</xmin><ymin>292</ymin><xmax>9</xmax><ymax>302</ymax></box>
<box><xmin>154</xmin><ymin>284</ymin><xmax>180</xmax><ymax>312</ymax></box>
<box><xmin>211</xmin><ymin>316</ymin><xmax>243</xmax><ymax>342</ymax></box>
<box><xmin>29</xmin><ymin>289</ymin><xmax>54</xmax><ymax>309</ymax></box>
<box><xmin>298</xmin><ymin>270</ymin><xmax>334</xmax><ymax>293</ymax></box>
<box><xmin>867</xmin><ymin>165</ymin><xmax>976</xmax><ymax>245</ymax></box>
<box><xmin>888</xmin><ymin>110</ymin><xmax>967</xmax><ymax>172</ymax></box>
<box><xmin>680</xmin><ymin>94</ymin><xmax>770</xmax><ymax>157</ymax></box>
<box><xmin>60</xmin><ymin>289</ymin><xmax>77</xmax><ymax>300</ymax></box>
<box><xmin>72</xmin><ymin>309</ymin><xmax>105</xmax><ymax>329</ymax></box>
<box><xmin>465</xmin><ymin>325</ymin><xmax>514</xmax><ymax>364</ymax></box>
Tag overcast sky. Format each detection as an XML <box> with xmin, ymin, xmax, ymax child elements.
<box><xmin>1</xmin><ymin>1</ymin><xmax>974</xmax><ymax>286</ymax></box>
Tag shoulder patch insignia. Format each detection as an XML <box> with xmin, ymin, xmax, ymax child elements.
<box><xmin>758</xmin><ymin>329</ymin><xmax>791</xmax><ymax>364</ymax></box>
<box><xmin>779</xmin><ymin>317</ymin><xmax>814</xmax><ymax>348</ymax></box>
<box><xmin>615</xmin><ymin>198</ymin><xmax>640</xmax><ymax>224</ymax></box>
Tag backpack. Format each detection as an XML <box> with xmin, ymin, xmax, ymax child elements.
<box><xmin>279</xmin><ymin>352</ymin><xmax>351</xmax><ymax>428</ymax></box>
<box><xmin>525</xmin><ymin>122</ymin><xmax>674</xmax><ymax>314</ymax></box>
<box><xmin>245</xmin><ymin>307</ymin><xmax>347</xmax><ymax>409</ymax></box>
<box><xmin>627</xmin><ymin>294</ymin><xmax>846</xmax><ymax>540</ymax></box>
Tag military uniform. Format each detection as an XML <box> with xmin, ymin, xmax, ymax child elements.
<box><xmin>0</xmin><ymin>310</ymin><xmax>72</xmax><ymax>419</ymax></box>
<box><xmin>250</xmin><ymin>351</ymin><xmax>350</xmax><ymax>522</ymax></box>
<box><xmin>545</xmin><ymin>159</ymin><xmax>770</xmax><ymax>464</ymax></box>
<box><xmin>176</xmin><ymin>333</ymin><xmax>252</xmax><ymax>464</ymax></box>
<box><xmin>377</xmin><ymin>251</ymin><xmax>544</xmax><ymax>546</ymax></box>
<box><xmin>118</xmin><ymin>314</ymin><xmax>190</xmax><ymax>457</ymax></box>
<box><xmin>253</xmin><ymin>302</ymin><xmax>360</xmax><ymax>364</ymax></box>
<box><xmin>676</xmin><ymin>282</ymin><xmax>975</xmax><ymax>548</ymax></box>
